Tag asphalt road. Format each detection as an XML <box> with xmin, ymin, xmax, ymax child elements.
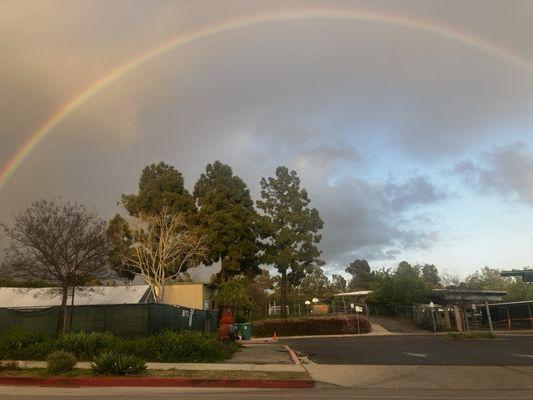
<box><xmin>282</xmin><ymin>334</ymin><xmax>533</xmax><ymax>365</ymax></box>
<box><xmin>1</xmin><ymin>387</ymin><xmax>533</xmax><ymax>400</ymax></box>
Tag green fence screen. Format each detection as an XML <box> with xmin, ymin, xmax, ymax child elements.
<box><xmin>0</xmin><ymin>303</ymin><xmax>218</xmax><ymax>337</ymax></box>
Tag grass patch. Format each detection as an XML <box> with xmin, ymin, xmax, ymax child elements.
<box><xmin>447</xmin><ymin>331</ymin><xmax>495</xmax><ymax>340</ymax></box>
<box><xmin>148</xmin><ymin>369</ymin><xmax>309</xmax><ymax>380</ymax></box>
<box><xmin>0</xmin><ymin>367</ymin><xmax>309</xmax><ymax>381</ymax></box>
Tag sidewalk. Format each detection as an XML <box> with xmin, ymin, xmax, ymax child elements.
<box><xmin>228</xmin><ymin>342</ymin><xmax>294</xmax><ymax>364</ymax></box>
<box><xmin>303</xmin><ymin>362</ymin><xmax>533</xmax><ymax>389</ymax></box>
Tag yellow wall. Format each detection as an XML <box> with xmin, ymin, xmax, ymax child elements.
<box><xmin>161</xmin><ymin>283</ymin><xmax>212</xmax><ymax>310</ymax></box>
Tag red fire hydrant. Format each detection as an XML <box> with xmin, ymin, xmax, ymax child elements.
<box><xmin>217</xmin><ymin>307</ymin><xmax>235</xmax><ymax>340</ymax></box>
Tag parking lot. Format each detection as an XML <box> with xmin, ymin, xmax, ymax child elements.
<box><xmin>283</xmin><ymin>334</ymin><xmax>533</xmax><ymax>365</ymax></box>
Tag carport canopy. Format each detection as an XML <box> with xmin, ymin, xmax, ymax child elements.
<box><xmin>430</xmin><ymin>289</ymin><xmax>507</xmax><ymax>304</ymax></box>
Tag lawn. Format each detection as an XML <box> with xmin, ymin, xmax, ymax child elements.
<box><xmin>0</xmin><ymin>367</ymin><xmax>309</xmax><ymax>381</ymax></box>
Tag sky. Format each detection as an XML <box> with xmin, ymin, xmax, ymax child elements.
<box><xmin>1</xmin><ymin>0</ymin><xmax>533</xmax><ymax>279</ymax></box>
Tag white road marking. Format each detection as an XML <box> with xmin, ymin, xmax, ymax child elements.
<box><xmin>402</xmin><ymin>352</ymin><xmax>428</xmax><ymax>358</ymax></box>
<box><xmin>511</xmin><ymin>353</ymin><xmax>533</xmax><ymax>358</ymax></box>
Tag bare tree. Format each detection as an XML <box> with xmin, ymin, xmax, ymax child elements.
<box><xmin>1</xmin><ymin>199</ymin><xmax>112</xmax><ymax>334</ymax></box>
<box><xmin>119</xmin><ymin>208</ymin><xmax>207</xmax><ymax>302</ymax></box>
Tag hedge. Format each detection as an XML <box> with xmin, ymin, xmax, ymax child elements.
<box><xmin>0</xmin><ymin>328</ymin><xmax>236</xmax><ymax>362</ymax></box>
<box><xmin>252</xmin><ymin>315</ymin><xmax>371</xmax><ymax>337</ymax></box>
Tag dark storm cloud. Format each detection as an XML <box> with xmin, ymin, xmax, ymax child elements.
<box><xmin>454</xmin><ymin>142</ymin><xmax>533</xmax><ymax>205</ymax></box>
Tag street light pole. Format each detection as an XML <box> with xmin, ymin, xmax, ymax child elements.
<box><xmin>429</xmin><ymin>301</ymin><xmax>437</xmax><ymax>333</ymax></box>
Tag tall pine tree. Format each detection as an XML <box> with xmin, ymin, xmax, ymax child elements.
<box><xmin>193</xmin><ymin>161</ymin><xmax>259</xmax><ymax>283</ymax></box>
<box><xmin>108</xmin><ymin>162</ymin><xmax>197</xmax><ymax>280</ymax></box>
<box><xmin>122</xmin><ymin>162</ymin><xmax>196</xmax><ymax>217</ymax></box>
<box><xmin>257</xmin><ymin>166</ymin><xmax>323</xmax><ymax>318</ymax></box>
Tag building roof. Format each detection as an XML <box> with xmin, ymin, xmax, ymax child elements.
<box><xmin>0</xmin><ymin>285</ymin><xmax>151</xmax><ymax>308</ymax></box>
<box><xmin>500</xmin><ymin>269</ymin><xmax>533</xmax><ymax>282</ymax></box>
<box><xmin>487</xmin><ymin>300</ymin><xmax>533</xmax><ymax>307</ymax></box>
<box><xmin>431</xmin><ymin>289</ymin><xmax>507</xmax><ymax>303</ymax></box>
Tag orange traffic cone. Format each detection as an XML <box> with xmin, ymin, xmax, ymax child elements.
<box><xmin>273</xmin><ymin>331</ymin><xmax>277</xmax><ymax>341</ymax></box>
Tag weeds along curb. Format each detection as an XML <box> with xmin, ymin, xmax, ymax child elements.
<box><xmin>0</xmin><ymin>376</ymin><xmax>315</xmax><ymax>389</ymax></box>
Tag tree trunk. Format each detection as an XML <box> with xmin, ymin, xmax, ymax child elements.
<box><xmin>280</xmin><ymin>269</ymin><xmax>288</xmax><ymax>318</ymax></box>
<box><xmin>219</xmin><ymin>257</ymin><xmax>227</xmax><ymax>284</ymax></box>
<box><xmin>57</xmin><ymin>286</ymin><xmax>69</xmax><ymax>335</ymax></box>
<box><xmin>69</xmin><ymin>286</ymin><xmax>75</xmax><ymax>333</ymax></box>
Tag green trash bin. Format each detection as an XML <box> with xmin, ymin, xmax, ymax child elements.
<box><xmin>234</xmin><ymin>322</ymin><xmax>252</xmax><ymax>340</ymax></box>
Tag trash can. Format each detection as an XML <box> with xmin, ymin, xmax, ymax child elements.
<box><xmin>234</xmin><ymin>322</ymin><xmax>252</xmax><ymax>340</ymax></box>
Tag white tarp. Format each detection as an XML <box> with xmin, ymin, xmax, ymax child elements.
<box><xmin>0</xmin><ymin>285</ymin><xmax>150</xmax><ymax>308</ymax></box>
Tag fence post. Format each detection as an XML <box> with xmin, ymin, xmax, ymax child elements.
<box><xmin>454</xmin><ymin>306</ymin><xmax>463</xmax><ymax>332</ymax></box>
<box><xmin>485</xmin><ymin>300</ymin><xmax>494</xmax><ymax>333</ymax></box>
<box><xmin>505</xmin><ymin>307</ymin><xmax>512</xmax><ymax>331</ymax></box>
<box><xmin>444</xmin><ymin>308</ymin><xmax>451</xmax><ymax>330</ymax></box>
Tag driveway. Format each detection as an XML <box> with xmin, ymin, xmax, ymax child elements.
<box><xmin>282</xmin><ymin>334</ymin><xmax>533</xmax><ymax>365</ymax></box>
<box><xmin>370</xmin><ymin>316</ymin><xmax>428</xmax><ymax>333</ymax></box>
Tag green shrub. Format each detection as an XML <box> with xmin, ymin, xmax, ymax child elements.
<box><xmin>119</xmin><ymin>330</ymin><xmax>231</xmax><ymax>363</ymax></box>
<box><xmin>46</xmin><ymin>351</ymin><xmax>77</xmax><ymax>374</ymax></box>
<box><xmin>0</xmin><ymin>327</ymin><xmax>54</xmax><ymax>360</ymax></box>
<box><xmin>91</xmin><ymin>352</ymin><xmax>146</xmax><ymax>376</ymax></box>
<box><xmin>56</xmin><ymin>332</ymin><xmax>116</xmax><ymax>360</ymax></box>
<box><xmin>447</xmin><ymin>331</ymin><xmax>495</xmax><ymax>340</ymax></box>
<box><xmin>0</xmin><ymin>328</ymin><xmax>235</xmax><ymax>363</ymax></box>
<box><xmin>252</xmin><ymin>316</ymin><xmax>372</xmax><ymax>337</ymax></box>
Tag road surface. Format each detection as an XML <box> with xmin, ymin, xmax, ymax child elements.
<box><xmin>1</xmin><ymin>386</ymin><xmax>533</xmax><ymax>399</ymax></box>
<box><xmin>283</xmin><ymin>334</ymin><xmax>533</xmax><ymax>365</ymax></box>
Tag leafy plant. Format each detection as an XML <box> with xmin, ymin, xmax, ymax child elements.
<box><xmin>0</xmin><ymin>328</ymin><xmax>235</xmax><ymax>363</ymax></box>
<box><xmin>91</xmin><ymin>352</ymin><xmax>146</xmax><ymax>375</ymax></box>
<box><xmin>122</xmin><ymin>330</ymin><xmax>232</xmax><ymax>363</ymax></box>
<box><xmin>0</xmin><ymin>327</ymin><xmax>54</xmax><ymax>360</ymax></box>
<box><xmin>56</xmin><ymin>332</ymin><xmax>116</xmax><ymax>360</ymax></box>
<box><xmin>46</xmin><ymin>351</ymin><xmax>76</xmax><ymax>374</ymax></box>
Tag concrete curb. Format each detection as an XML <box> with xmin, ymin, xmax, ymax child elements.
<box><xmin>283</xmin><ymin>345</ymin><xmax>301</xmax><ymax>366</ymax></box>
<box><xmin>0</xmin><ymin>376</ymin><xmax>315</xmax><ymax>389</ymax></box>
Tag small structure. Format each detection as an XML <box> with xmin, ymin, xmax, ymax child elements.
<box><xmin>428</xmin><ymin>289</ymin><xmax>507</xmax><ymax>332</ymax></box>
<box><xmin>160</xmin><ymin>282</ymin><xmax>217</xmax><ymax>310</ymax></box>
<box><xmin>330</xmin><ymin>290</ymin><xmax>372</xmax><ymax>314</ymax></box>
<box><xmin>486</xmin><ymin>300</ymin><xmax>533</xmax><ymax>330</ymax></box>
<box><xmin>500</xmin><ymin>269</ymin><xmax>533</xmax><ymax>282</ymax></box>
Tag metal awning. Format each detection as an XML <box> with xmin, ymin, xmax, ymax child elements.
<box><xmin>431</xmin><ymin>289</ymin><xmax>507</xmax><ymax>303</ymax></box>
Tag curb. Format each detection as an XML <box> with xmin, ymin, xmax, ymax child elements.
<box><xmin>283</xmin><ymin>345</ymin><xmax>301</xmax><ymax>366</ymax></box>
<box><xmin>0</xmin><ymin>376</ymin><xmax>314</xmax><ymax>389</ymax></box>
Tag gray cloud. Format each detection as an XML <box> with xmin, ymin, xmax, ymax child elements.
<box><xmin>385</xmin><ymin>175</ymin><xmax>448</xmax><ymax>211</ymax></box>
<box><xmin>1</xmin><ymin>1</ymin><xmax>533</xmax><ymax>274</ymax></box>
<box><xmin>454</xmin><ymin>142</ymin><xmax>533</xmax><ymax>205</ymax></box>
<box><xmin>315</xmin><ymin>175</ymin><xmax>441</xmax><ymax>267</ymax></box>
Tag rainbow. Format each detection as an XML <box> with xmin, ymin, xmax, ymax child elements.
<box><xmin>2</xmin><ymin>9</ymin><xmax>532</xmax><ymax>191</ymax></box>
